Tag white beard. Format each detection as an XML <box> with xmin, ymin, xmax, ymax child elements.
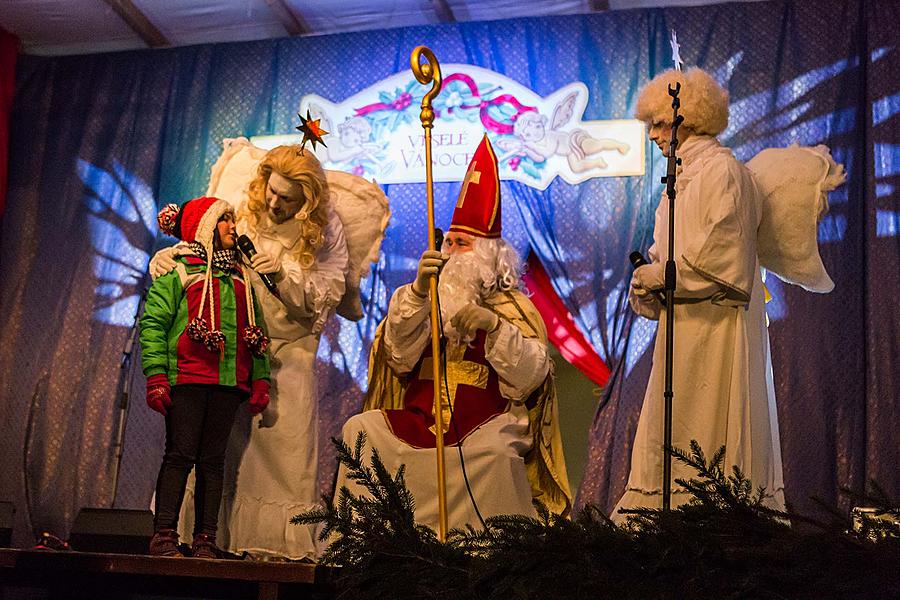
<box><xmin>437</xmin><ymin>251</ymin><xmax>495</xmax><ymax>345</ymax></box>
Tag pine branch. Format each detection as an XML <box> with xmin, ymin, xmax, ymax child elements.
<box><xmin>292</xmin><ymin>436</ymin><xmax>900</xmax><ymax>599</ymax></box>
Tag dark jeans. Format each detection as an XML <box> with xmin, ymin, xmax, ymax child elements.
<box><xmin>153</xmin><ymin>384</ymin><xmax>244</xmax><ymax>536</ymax></box>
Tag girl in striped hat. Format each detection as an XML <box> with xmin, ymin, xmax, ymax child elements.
<box><xmin>140</xmin><ymin>196</ymin><xmax>270</xmax><ymax>558</ymax></box>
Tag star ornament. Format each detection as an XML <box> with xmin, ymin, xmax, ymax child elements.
<box><xmin>296</xmin><ymin>110</ymin><xmax>329</xmax><ymax>153</ymax></box>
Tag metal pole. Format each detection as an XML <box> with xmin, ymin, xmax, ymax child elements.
<box><xmin>111</xmin><ymin>285</ymin><xmax>148</xmax><ymax>506</ymax></box>
<box><xmin>661</xmin><ymin>82</ymin><xmax>683</xmax><ymax>512</ymax></box>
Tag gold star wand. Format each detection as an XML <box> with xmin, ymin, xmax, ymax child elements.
<box><xmin>296</xmin><ymin>110</ymin><xmax>329</xmax><ymax>154</ymax></box>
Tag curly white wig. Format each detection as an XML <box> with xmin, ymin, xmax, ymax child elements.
<box><xmin>635</xmin><ymin>68</ymin><xmax>729</xmax><ymax>136</ymax></box>
<box><xmin>472</xmin><ymin>237</ymin><xmax>523</xmax><ymax>295</ymax></box>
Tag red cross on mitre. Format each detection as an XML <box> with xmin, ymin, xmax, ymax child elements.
<box><xmin>449</xmin><ymin>134</ymin><xmax>501</xmax><ymax>238</ymax></box>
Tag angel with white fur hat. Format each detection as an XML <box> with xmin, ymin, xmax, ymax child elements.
<box><xmin>614</xmin><ymin>65</ymin><xmax>845</xmax><ymax>522</ymax></box>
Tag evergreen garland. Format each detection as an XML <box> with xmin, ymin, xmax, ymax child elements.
<box><xmin>293</xmin><ymin>435</ymin><xmax>900</xmax><ymax>599</ymax></box>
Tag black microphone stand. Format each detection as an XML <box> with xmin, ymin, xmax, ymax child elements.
<box><xmin>660</xmin><ymin>83</ymin><xmax>684</xmax><ymax>511</ymax></box>
<box><xmin>110</xmin><ymin>282</ymin><xmax>149</xmax><ymax>507</ymax></box>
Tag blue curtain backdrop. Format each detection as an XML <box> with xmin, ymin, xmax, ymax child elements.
<box><xmin>0</xmin><ymin>0</ymin><xmax>897</xmax><ymax>544</ymax></box>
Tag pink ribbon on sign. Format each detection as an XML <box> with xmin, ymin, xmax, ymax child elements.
<box><xmin>442</xmin><ymin>73</ymin><xmax>536</xmax><ymax>134</ymax></box>
<box><xmin>354</xmin><ymin>91</ymin><xmax>414</xmax><ymax>117</ymax></box>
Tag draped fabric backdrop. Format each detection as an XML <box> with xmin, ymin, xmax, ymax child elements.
<box><xmin>0</xmin><ymin>0</ymin><xmax>897</xmax><ymax>546</ymax></box>
<box><xmin>0</xmin><ymin>27</ymin><xmax>17</xmax><ymax>216</ymax></box>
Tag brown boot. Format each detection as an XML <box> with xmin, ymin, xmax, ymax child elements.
<box><xmin>149</xmin><ymin>529</ymin><xmax>181</xmax><ymax>557</ymax></box>
<box><xmin>191</xmin><ymin>533</ymin><xmax>219</xmax><ymax>559</ymax></box>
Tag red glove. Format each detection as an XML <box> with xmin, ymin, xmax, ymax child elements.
<box><xmin>146</xmin><ymin>374</ymin><xmax>172</xmax><ymax>416</ymax></box>
<box><xmin>248</xmin><ymin>380</ymin><xmax>270</xmax><ymax>415</ymax></box>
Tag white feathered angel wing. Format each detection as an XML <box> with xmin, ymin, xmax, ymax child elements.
<box><xmin>325</xmin><ymin>170</ymin><xmax>391</xmax><ymax>320</ymax></box>
<box><xmin>747</xmin><ymin>144</ymin><xmax>846</xmax><ymax>293</ymax></box>
<box><xmin>206</xmin><ymin>137</ymin><xmax>267</xmax><ymax>210</ymax></box>
<box><xmin>206</xmin><ymin>137</ymin><xmax>391</xmax><ymax>320</ymax></box>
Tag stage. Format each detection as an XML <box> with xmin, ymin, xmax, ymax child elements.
<box><xmin>0</xmin><ymin>3</ymin><xmax>897</xmax><ymax>597</ymax></box>
<box><xmin>0</xmin><ymin>549</ymin><xmax>335</xmax><ymax>599</ymax></box>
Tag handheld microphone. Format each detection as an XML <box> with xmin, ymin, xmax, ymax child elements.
<box><xmin>628</xmin><ymin>251</ymin><xmax>666</xmax><ymax>307</ymax></box>
<box><xmin>434</xmin><ymin>228</ymin><xmax>444</xmax><ymax>252</ymax></box>
<box><xmin>237</xmin><ymin>234</ymin><xmax>278</xmax><ymax>295</ymax></box>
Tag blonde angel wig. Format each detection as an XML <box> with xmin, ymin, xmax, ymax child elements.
<box><xmin>635</xmin><ymin>68</ymin><xmax>729</xmax><ymax>137</ymax></box>
<box><xmin>242</xmin><ymin>145</ymin><xmax>330</xmax><ymax>268</ymax></box>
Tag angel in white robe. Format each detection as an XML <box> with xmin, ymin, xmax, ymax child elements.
<box><xmin>617</xmin><ymin>132</ymin><xmax>786</xmax><ymax>518</ymax></box>
<box><xmin>615</xmin><ymin>68</ymin><xmax>843</xmax><ymax>521</ymax></box>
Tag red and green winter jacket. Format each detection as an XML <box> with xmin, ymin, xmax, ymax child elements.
<box><xmin>140</xmin><ymin>256</ymin><xmax>270</xmax><ymax>393</ymax></box>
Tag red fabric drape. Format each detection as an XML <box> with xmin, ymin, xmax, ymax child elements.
<box><xmin>522</xmin><ymin>253</ymin><xmax>611</xmax><ymax>387</ymax></box>
<box><xmin>0</xmin><ymin>28</ymin><xmax>18</xmax><ymax>218</ymax></box>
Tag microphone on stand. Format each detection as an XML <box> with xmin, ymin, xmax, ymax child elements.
<box><xmin>629</xmin><ymin>251</ymin><xmax>667</xmax><ymax>307</ymax></box>
<box><xmin>237</xmin><ymin>234</ymin><xmax>278</xmax><ymax>295</ymax></box>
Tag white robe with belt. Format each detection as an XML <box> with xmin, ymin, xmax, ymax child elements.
<box><xmin>614</xmin><ymin>136</ymin><xmax>785</xmax><ymax>520</ymax></box>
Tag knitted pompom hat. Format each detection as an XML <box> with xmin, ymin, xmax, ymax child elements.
<box><xmin>157</xmin><ymin>196</ymin><xmax>231</xmax><ymax>252</ymax></box>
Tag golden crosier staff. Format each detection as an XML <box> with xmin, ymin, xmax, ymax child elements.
<box><xmin>410</xmin><ymin>45</ymin><xmax>448</xmax><ymax>542</ymax></box>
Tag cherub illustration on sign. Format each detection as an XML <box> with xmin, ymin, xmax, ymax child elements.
<box><xmin>496</xmin><ymin>92</ymin><xmax>630</xmax><ymax>173</ymax></box>
<box><xmin>306</xmin><ymin>103</ymin><xmax>391</xmax><ymax>177</ymax></box>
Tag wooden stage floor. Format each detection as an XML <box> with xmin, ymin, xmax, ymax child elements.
<box><xmin>0</xmin><ymin>548</ymin><xmax>335</xmax><ymax>599</ymax></box>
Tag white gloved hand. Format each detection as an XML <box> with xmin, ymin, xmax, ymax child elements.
<box><xmin>450</xmin><ymin>304</ymin><xmax>500</xmax><ymax>339</ymax></box>
<box><xmin>250</xmin><ymin>252</ymin><xmax>282</xmax><ymax>276</ymax></box>
<box><xmin>412</xmin><ymin>249</ymin><xmax>447</xmax><ymax>297</ymax></box>
<box><xmin>628</xmin><ymin>285</ymin><xmax>662</xmax><ymax>320</ymax></box>
<box><xmin>149</xmin><ymin>245</ymin><xmax>181</xmax><ymax>280</ymax></box>
<box><xmin>631</xmin><ymin>263</ymin><xmax>665</xmax><ymax>294</ymax></box>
